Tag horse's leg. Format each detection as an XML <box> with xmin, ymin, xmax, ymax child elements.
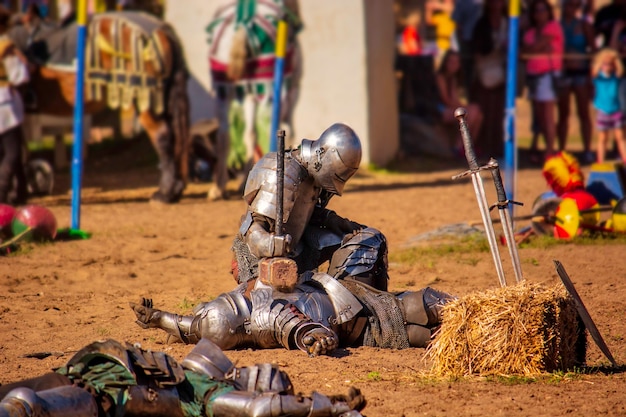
<box><xmin>282</xmin><ymin>45</ymin><xmax>302</xmax><ymax>148</ymax></box>
<box><xmin>208</xmin><ymin>96</ymin><xmax>230</xmax><ymax>201</ymax></box>
<box><xmin>139</xmin><ymin>111</ymin><xmax>185</xmax><ymax>203</ymax></box>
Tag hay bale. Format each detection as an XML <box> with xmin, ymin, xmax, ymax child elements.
<box><xmin>427</xmin><ymin>282</ymin><xmax>586</xmax><ymax>377</ymax></box>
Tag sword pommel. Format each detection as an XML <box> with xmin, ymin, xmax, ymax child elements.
<box><xmin>454</xmin><ymin>107</ymin><xmax>467</xmax><ymax>120</ymax></box>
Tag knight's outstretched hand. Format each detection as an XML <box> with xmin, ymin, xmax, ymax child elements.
<box><xmin>302</xmin><ymin>327</ymin><xmax>339</xmax><ymax>357</ymax></box>
<box><xmin>129</xmin><ymin>298</ymin><xmax>159</xmax><ymax>329</ymax></box>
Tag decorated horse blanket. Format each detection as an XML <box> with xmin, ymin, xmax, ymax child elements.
<box><xmin>85</xmin><ymin>11</ymin><xmax>172</xmax><ymax>114</ymax></box>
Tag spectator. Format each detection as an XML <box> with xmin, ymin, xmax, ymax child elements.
<box><xmin>425</xmin><ymin>0</ymin><xmax>457</xmax><ymax>58</ymax></box>
<box><xmin>470</xmin><ymin>0</ymin><xmax>508</xmax><ymax>158</ymax></box>
<box><xmin>557</xmin><ymin>0</ymin><xmax>595</xmax><ymax>162</ymax></box>
<box><xmin>452</xmin><ymin>0</ymin><xmax>484</xmax><ymax>94</ymax></box>
<box><xmin>435</xmin><ymin>49</ymin><xmax>484</xmax><ymax>154</ymax></box>
<box><xmin>522</xmin><ymin>0</ymin><xmax>564</xmax><ymax>160</ymax></box>
<box><xmin>397</xmin><ymin>8</ymin><xmax>422</xmax><ymax>56</ymax></box>
<box><xmin>591</xmin><ymin>48</ymin><xmax>626</xmax><ymax>163</ymax></box>
<box><xmin>0</xmin><ymin>6</ymin><xmax>30</xmax><ymax>205</ymax></box>
<box><xmin>607</xmin><ymin>5</ymin><xmax>626</xmax><ymax>115</ymax></box>
<box><xmin>593</xmin><ymin>0</ymin><xmax>626</xmax><ymax>47</ymax></box>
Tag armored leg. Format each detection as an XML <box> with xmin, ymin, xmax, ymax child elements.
<box><xmin>0</xmin><ymin>386</ymin><xmax>97</xmax><ymax>417</ymax></box>
<box><xmin>327</xmin><ymin>227</ymin><xmax>389</xmax><ymax>291</ymax></box>
<box><xmin>396</xmin><ymin>287</ymin><xmax>456</xmax><ymax>347</ymax></box>
<box><xmin>0</xmin><ymin>373</ymin><xmax>71</xmax><ymax>400</ymax></box>
<box><xmin>210</xmin><ymin>387</ymin><xmax>365</xmax><ymax>417</ymax></box>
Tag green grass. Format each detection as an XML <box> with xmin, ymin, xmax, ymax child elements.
<box><xmin>390</xmin><ymin>231</ymin><xmax>626</xmax><ymax>270</ymax></box>
<box><xmin>389</xmin><ymin>234</ymin><xmax>490</xmax><ymax>267</ymax></box>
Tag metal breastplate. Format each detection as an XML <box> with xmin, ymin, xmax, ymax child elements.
<box><xmin>243</xmin><ymin>152</ymin><xmax>319</xmax><ymax>247</ymax></box>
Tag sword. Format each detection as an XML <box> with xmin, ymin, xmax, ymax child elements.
<box><xmin>486</xmin><ymin>158</ymin><xmax>524</xmax><ymax>283</ymax></box>
<box><xmin>452</xmin><ymin>108</ymin><xmax>507</xmax><ymax>287</ymax></box>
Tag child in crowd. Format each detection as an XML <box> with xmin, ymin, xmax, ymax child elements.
<box><xmin>591</xmin><ymin>48</ymin><xmax>626</xmax><ymax>164</ymax></box>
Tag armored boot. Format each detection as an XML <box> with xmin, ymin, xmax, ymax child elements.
<box><xmin>396</xmin><ymin>287</ymin><xmax>457</xmax><ymax>348</ymax></box>
<box><xmin>130</xmin><ymin>298</ymin><xmax>198</xmax><ymax>343</ymax></box>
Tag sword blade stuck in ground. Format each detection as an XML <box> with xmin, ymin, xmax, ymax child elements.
<box><xmin>451</xmin><ymin>107</ymin><xmax>524</xmax><ymax>287</ymax></box>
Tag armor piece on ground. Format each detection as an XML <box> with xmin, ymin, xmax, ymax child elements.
<box><xmin>299</xmin><ymin>123</ymin><xmax>362</xmax><ymax>196</ymax></box>
<box><xmin>0</xmin><ymin>338</ymin><xmax>364</xmax><ymax>417</ymax></box>
<box><xmin>327</xmin><ymin>228</ymin><xmax>389</xmax><ymax>291</ymax></box>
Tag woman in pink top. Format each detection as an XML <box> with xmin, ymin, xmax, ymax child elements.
<box><xmin>522</xmin><ymin>0</ymin><xmax>564</xmax><ymax>159</ymax></box>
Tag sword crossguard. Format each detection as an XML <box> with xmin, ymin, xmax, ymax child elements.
<box><xmin>490</xmin><ymin>200</ymin><xmax>524</xmax><ymax>211</ymax></box>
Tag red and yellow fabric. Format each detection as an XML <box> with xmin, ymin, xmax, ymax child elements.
<box><xmin>542</xmin><ymin>151</ymin><xmax>585</xmax><ymax>196</ymax></box>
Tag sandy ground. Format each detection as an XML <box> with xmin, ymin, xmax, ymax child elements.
<box><xmin>1</xmin><ymin>139</ymin><xmax>625</xmax><ymax>417</ymax></box>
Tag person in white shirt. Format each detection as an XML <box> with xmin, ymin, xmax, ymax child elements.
<box><xmin>0</xmin><ymin>6</ymin><xmax>30</xmax><ymax>204</ymax></box>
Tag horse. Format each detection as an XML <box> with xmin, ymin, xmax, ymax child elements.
<box><xmin>10</xmin><ymin>11</ymin><xmax>189</xmax><ymax>203</ymax></box>
<box><xmin>205</xmin><ymin>0</ymin><xmax>301</xmax><ymax>200</ymax></box>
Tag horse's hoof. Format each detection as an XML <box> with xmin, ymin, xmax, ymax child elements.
<box><xmin>207</xmin><ymin>188</ymin><xmax>226</xmax><ymax>202</ymax></box>
<box><xmin>150</xmin><ymin>191</ymin><xmax>176</xmax><ymax>204</ymax></box>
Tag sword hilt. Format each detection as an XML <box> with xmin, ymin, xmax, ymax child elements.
<box><xmin>486</xmin><ymin>158</ymin><xmax>523</xmax><ymax>210</ymax></box>
<box><xmin>454</xmin><ymin>107</ymin><xmax>479</xmax><ymax>171</ymax></box>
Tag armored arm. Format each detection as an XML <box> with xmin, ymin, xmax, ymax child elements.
<box><xmin>274</xmin><ymin>302</ymin><xmax>339</xmax><ymax>356</ymax></box>
<box><xmin>316</xmin><ymin>209</ymin><xmax>364</xmax><ymax>236</ymax></box>
<box><xmin>242</xmin><ymin>213</ymin><xmax>292</xmax><ymax>258</ymax></box>
<box><xmin>209</xmin><ymin>388</ymin><xmax>365</xmax><ymax>417</ymax></box>
<box><xmin>251</xmin><ymin>288</ymin><xmax>338</xmax><ymax>356</ymax></box>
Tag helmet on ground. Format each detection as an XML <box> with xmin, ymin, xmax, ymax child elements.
<box><xmin>299</xmin><ymin>123</ymin><xmax>362</xmax><ymax>195</ymax></box>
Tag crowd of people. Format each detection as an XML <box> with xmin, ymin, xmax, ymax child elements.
<box><xmin>396</xmin><ymin>0</ymin><xmax>626</xmax><ymax>166</ymax></box>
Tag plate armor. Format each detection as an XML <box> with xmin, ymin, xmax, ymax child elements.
<box><xmin>132</xmin><ymin>276</ymin><xmax>456</xmax><ymax>353</ymax></box>
<box><xmin>0</xmin><ymin>339</ymin><xmax>365</xmax><ymax>417</ymax></box>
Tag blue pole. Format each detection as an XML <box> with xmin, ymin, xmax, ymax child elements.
<box><xmin>504</xmin><ymin>0</ymin><xmax>520</xmax><ymax>216</ymax></box>
<box><xmin>270</xmin><ymin>20</ymin><xmax>288</xmax><ymax>152</ymax></box>
<box><xmin>70</xmin><ymin>1</ymin><xmax>88</xmax><ymax>230</ymax></box>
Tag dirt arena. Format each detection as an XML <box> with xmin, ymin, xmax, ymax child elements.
<box><xmin>1</xmin><ymin>139</ymin><xmax>625</xmax><ymax>416</ymax></box>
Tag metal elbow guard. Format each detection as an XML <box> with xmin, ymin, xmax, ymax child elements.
<box><xmin>0</xmin><ymin>386</ymin><xmax>98</xmax><ymax>417</ymax></box>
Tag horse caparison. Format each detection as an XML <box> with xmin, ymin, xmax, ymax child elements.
<box><xmin>21</xmin><ymin>12</ymin><xmax>190</xmax><ymax>203</ymax></box>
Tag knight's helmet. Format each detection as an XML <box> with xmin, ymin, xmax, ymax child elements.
<box><xmin>300</xmin><ymin>123</ymin><xmax>362</xmax><ymax>196</ymax></box>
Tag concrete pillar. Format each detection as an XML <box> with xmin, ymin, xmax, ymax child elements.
<box><xmin>294</xmin><ymin>0</ymin><xmax>399</xmax><ymax>166</ymax></box>
<box><xmin>165</xmin><ymin>0</ymin><xmax>399</xmax><ymax>167</ymax></box>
